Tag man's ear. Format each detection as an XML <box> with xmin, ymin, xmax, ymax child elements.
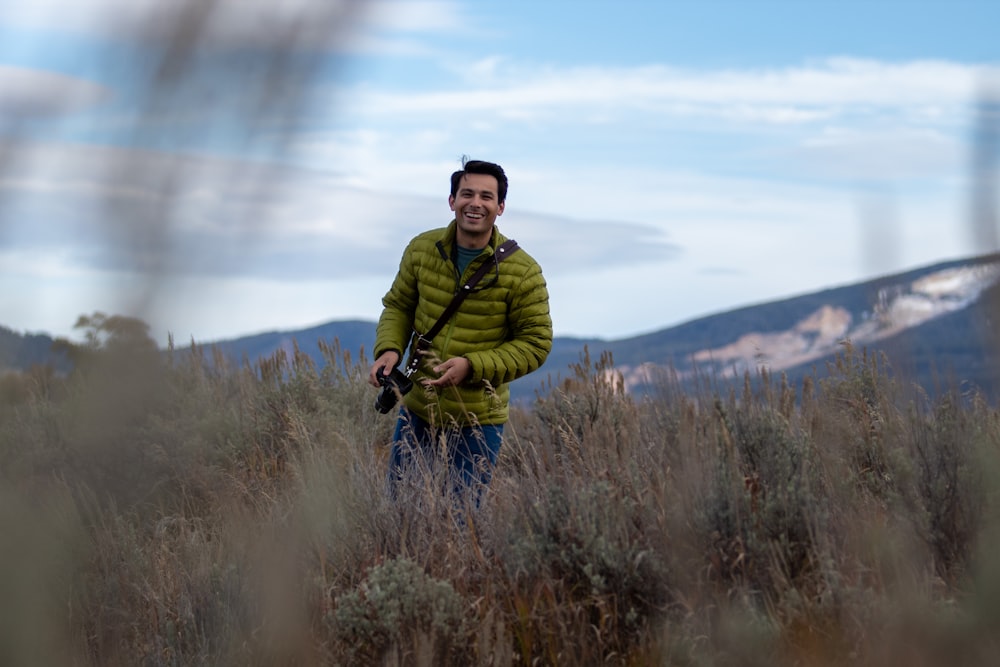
<box><xmin>448</xmin><ymin>195</ymin><xmax>456</xmax><ymax>211</ymax></box>
<box><xmin>497</xmin><ymin>201</ymin><xmax>505</xmax><ymax>216</ymax></box>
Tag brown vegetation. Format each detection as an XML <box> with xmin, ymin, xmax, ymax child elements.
<box><xmin>2</xmin><ymin>328</ymin><xmax>1000</xmax><ymax>665</ymax></box>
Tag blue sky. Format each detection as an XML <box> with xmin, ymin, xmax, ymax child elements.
<box><xmin>1</xmin><ymin>0</ymin><xmax>998</xmax><ymax>345</ymax></box>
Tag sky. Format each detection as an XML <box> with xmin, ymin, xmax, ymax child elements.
<box><xmin>1</xmin><ymin>0</ymin><xmax>999</xmax><ymax>346</ymax></box>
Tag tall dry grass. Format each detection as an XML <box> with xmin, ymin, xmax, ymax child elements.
<box><xmin>2</xmin><ymin>334</ymin><xmax>1000</xmax><ymax>666</ymax></box>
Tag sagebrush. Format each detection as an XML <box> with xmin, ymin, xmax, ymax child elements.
<box><xmin>2</xmin><ymin>335</ymin><xmax>1000</xmax><ymax>665</ymax></box>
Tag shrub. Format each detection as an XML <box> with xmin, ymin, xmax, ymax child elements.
<box><xmin>332</xmin><ymin>557</ymin><xmax>470</xmax><ymax>664</ymax></box>
<box><xmin>7</xmin><ymin>316</ymin><xmax>1000</xmax><ymax>665</ymax></box>
<box><xmin>700</xmin><ymin>391</ymin><xmax>825</xmax><ymax>602</ymax></box>
<box><xmin>814</xmin><ymin>344</ymin><xmax>900</xmax><ymax>498</ymax></box>
<box><xmin>505</xmin><ymin>481</ymin><xmax>672</xmax><ymax>661</ymax></box>
<box><xmin>904</xmin><ymin>394</ymin><xmax>989</xmax><ymax>582</ymax></box>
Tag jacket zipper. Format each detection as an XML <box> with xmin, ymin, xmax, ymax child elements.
<box><xmin>441</xmin><ymin>248</ymin><xmax>492</xmax><ymax>355</ymax></box>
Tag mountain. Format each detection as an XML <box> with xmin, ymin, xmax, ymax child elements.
<box><xmin>0</xmin><ymin>326</ymin><xmax>71</xmax><ymax>374</ymax></box>
<box><xmin>171</xmin><ymin>251</ymin><xmax>1000</xmax><ymax>401</ymax></box>
<box><xmin>4</xmin><ymin>252</ymin><xmax>1000</xmax><ymax>401</ymax></box>
<box><xmin>589</xmin><ymin>252</ymin><xmax>1000</xmax><ymax>399</ymax></box>
<box><xmin>189</xmin><ymin>319</ymin><xmax>378</xmax><ymax>369</ymax></box>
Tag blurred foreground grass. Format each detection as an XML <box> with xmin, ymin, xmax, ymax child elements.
<box><xmin>2</xmin><ymin>318</ymin><xmax>1000</xmax><ymax>666</ymax></box>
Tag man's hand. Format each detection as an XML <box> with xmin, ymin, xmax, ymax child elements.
<box><xmin>425</xmin><ymin>357</ymin><xmax>471</xmax><ymax>388</ymax></box>
<box><xmin>368</xmin><ymin>350</ymin><xmax>401</xmax><ymax>387</ymax></box>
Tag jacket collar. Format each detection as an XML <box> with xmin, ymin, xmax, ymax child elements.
<box><xmin>437</xmin><ymin>219</ymin><xmax>504</xmax><ymax>257</ymax></box>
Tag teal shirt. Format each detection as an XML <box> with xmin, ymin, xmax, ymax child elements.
<box><xmin>455</xmin><ymin>245</ymin><xmax>483</xmax><ymax>276</ymax></box>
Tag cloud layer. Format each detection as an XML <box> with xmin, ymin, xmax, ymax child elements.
<box><xmin>0</xmin><ymin>0</ymin><xmax>995</xmax><ymax>344</ymax></box>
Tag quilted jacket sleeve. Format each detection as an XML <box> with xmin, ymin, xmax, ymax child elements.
<box><xmin>463</xmin><ymin>256</ymin><xmax>552</xmax><ymax>386</ymax></box>
<box><xmin>373</xmin><ymin>238</ymin><xmax>420</xmax><ymax>362</ymax></box>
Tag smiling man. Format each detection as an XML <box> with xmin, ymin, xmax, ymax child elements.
<box><xmin>368</xmin><ymin>157</ymin><xmax>552</xmax><ymax>511</ymax></box>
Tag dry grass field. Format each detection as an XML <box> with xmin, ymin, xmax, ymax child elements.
<box><xmin>2</xmin><ymin>317</ymin><xmax>1000</xmax><ymax>666</ymax></box>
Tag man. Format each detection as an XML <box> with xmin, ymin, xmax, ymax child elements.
<box><xmin>368</xmin><ymin>158</ymin><xmax>552</xmax><ymax>508</ymax></box>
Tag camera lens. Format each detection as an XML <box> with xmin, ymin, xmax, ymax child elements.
<box><xmin>374</xmin><ymin>367</ymin><xmax>412</xmax><ymax>415</ymax></box>
<box><xmin>374</xmin><ymin>384</ymin><xmax>398</xmax><ymax>414</ymax></box>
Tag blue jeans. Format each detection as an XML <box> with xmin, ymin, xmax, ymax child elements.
<box><xmin>387</xmin><ymin>408</ymin><xmax>503</xmax><ymax>509</ymax></box>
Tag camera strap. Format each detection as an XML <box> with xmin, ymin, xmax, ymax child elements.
<box><xmin>404</xmin><ymin>238</ymin><xmax>520</xmax><ymax>375</ymax></box>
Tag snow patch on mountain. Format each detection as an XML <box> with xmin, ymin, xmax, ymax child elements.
<box><xmin>618</xmin><ymin>262</ymin><xmax>1000</xmax><ymax>389</ymax></box>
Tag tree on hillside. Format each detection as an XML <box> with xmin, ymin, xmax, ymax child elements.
<box><xmin>52</xmin><ymin>312</ymin><xmax>159</xmax><ymax>373</ymax></box>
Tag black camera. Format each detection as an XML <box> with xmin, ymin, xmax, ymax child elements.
<box><xmin>374</xmin><ymin>366</ymin><xmax>414</xmax><ymax>414</ymax></box>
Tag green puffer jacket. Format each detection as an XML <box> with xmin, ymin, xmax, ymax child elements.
<box><xmin>374</xmin><ymin>221</ymin><xmax>553</xmax><ymax>426</ymax></box>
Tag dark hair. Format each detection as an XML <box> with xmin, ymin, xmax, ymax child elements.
<box><xmin>450</xmin><ymin>157</ymin><xmax>508</xmax><ymax>203</ymax></box>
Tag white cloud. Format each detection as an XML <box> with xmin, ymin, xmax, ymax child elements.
<box><xmin>0</xmin><ymin>0</ymin><xmax>470</xmax><ymax>53</ymax></box>
<box><xmin>335</xmin><ymin>58</ymin><xmax>984</xmax><ymax>127</ymax></box>
<box><xmin>0</xmin><ymin>66</ymin><xmax>109</xmax><ymax>117</ymax></box>
<box><xmin>0</xmin><ymin>139</ymin><xmax>678</xmax><ymax>285</ymax></box>
<box><xmin>0</xmin><ymin>128</ymin><xmax>978</xmax><ymax>342</ymax></box>
<box><xmin>0</xmin><ymin>0</ymin><xmax>360</xmax><ymax>51</ymax></box>
<box><xmin>360</xmin><ymin>0</ymin><xmax>468</xmax><ymax>33</ymax></box>
<box><xmin>793</xmin><ymin>126</ymin><xmax>963</xmax><ymax>181</ymax></box>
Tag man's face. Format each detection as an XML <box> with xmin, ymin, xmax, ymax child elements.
<box><xmin>449</xmin><ymin>173</ymin><xmax>505</xmax><ymax>246</ymax></box>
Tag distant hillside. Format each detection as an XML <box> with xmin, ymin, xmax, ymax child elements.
<box><xmin>592</xmin><ymin>252</ymin><xmax>1000</xmax><ymax>400</ymax></box>
<box><xmin>542</xmin><ymin>253</ymin><xmax>996</xmax><ymax>370</ymax></box>
<box><xmin>192</xmin><ymin>319</ymin><xmax>378</xmax><ymax>368</ymax></box>
<box><xmin>4</xmin><ymin>252</ymin><xmax>1000</xmax><ymax>402</ymax></box>
<box><xmin>166</xmin><ymin>251</ymin><xmax>1000</xmax><ymax>402</ymax></box>
<box><xmin>0</xmin><ymin>326</ymin><xmax>70</xmax><ymax>374</ymax></box>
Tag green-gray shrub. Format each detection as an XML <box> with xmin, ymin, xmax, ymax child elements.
<box><xmin>332</xmin><ymin>557</ymin><xmax>470</xmax><ymax>664</ymax></box>
<box><xmin>905</xmin><ymin>394</ymin><xmax>989</xmax><ymax>581</ymax></box>
<box><xmin>508</xmin><ymin>481</ymin><xmax>671</xmax><ymax>656</ymax></box>
<box><xmin>699</xmin><ymin>393</ymin><xmax>825</xmax><ymax>600</ymax></box>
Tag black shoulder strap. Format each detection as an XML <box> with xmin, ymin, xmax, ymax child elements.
<box><xmin>405</xmin><ymin>239</ymin><xmax>520</xmax><ymax>372</ymax></box>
